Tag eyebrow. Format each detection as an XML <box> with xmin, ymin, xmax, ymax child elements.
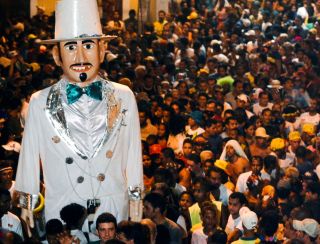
<box><xmin>64</xmin><ymin>41</ymin><xmax>77</xmax><ymax>46</ymax></box>
<box><xmin>82</xmin><ymin>40</ymin><xmax>95</xmax><ymax>44</ymax></box>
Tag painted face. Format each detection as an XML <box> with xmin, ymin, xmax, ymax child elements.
<box><xmin>53</xmin><ymin>39</ymin><xmax>104</xmax><ymax>84</ymax></box>
<box><xmin>97</xmin><ymin>222</ymin><xmax>116</xmax><ymax>242</ymax></box>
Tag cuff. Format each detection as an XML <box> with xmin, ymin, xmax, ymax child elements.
<box><xmin>128</xmin><ymin>186</ymin><xmax>142</xmax><ymax>201</ymax></box>
<box><xmin>18</xmin><ymin>192</ymin><xmax>39</xmax><ymax>210</ymax></box>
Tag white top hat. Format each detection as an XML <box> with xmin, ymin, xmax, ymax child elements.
<box><xmin>41</xmin><ymin>0</ymin><xmax>115</xmax><ymax>44</ymax></box>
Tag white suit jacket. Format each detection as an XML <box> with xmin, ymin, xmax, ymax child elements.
<box><xmin>15</xmin><ymin>79</ymin><xmax>143</xmax><ymax>222</ymax></box>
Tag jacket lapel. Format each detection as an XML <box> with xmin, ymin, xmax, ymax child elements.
<box><xmin>45</xmin><ymin>80</ymin><xmax>125</xmax><ymax>160</ymax></box>
<box><xmin>45</xmin><ymin>82</ymin><xmax>88</xmax><ymax>159</ymax></box>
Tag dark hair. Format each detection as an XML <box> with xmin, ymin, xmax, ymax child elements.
<box><xmin>259</xmin><ymin>210</ymin><xmax>279</xmax><ymax>237</ymax></box>
<box><xmin>295</xmin><ymin>146</ymin><xmax>307</xmax><ymax>158</ymax></box>
<box><xmin>60</xmin><ymin>203</ymin><xmax>86</xmax><ymax>228</ymax></box>
<box><xmin>45</xmin><ymin>219</ymin><xmax>63</xmax><ymax>236</ymax></box>
<box><xmin>179</xmin><ymin>191</ymin><xmax>195</xmax><ymax>204</ymax></box>
<box><xmin>0</xmin><ymin>189</ymin><xmax>11</xmax><ymax>198</ymax></box>
<box><xmin>161</xmin><ymin>147</ymin><xmax>175</xmax><ymax>160</ymax></box>
<box><xmin>117</xmin><ymin>221</ymin><xmax>149</xmax><ymax>244</ymax></box>
<box><xmin>96</xmin><ymin>212</ymin><xmax>117</xmax><ymax>230</ymax></box>
<box><xmin>263</xmin><ymin>155</ymin><xmax>277</xmax><ymax>171</ymax></box>
<box><xmin>207</xmin><ymin>166</ymin><xmax>228</xmax><ymax>183</ymax></box>
<box><xmin>183</xmin><ymin>138</ymin><xmax>193</xmax><ymax>146</ymax></box>
<box><xmin>207</xmin><ymin>229</ymin><xmax>227</xmax><ymax>244</ymax></box>
<box><xmin>144</xmin><ymin>192</ymin><xmax>167</xmax><ymax>214</ymax></box>
<box><xmin>193</xmin><ymin>177</ymin><xmax>211</xmax><ymax>193</ymax></box>
<box><xmin>225</xmin><ymin>116</ymin><xmax>237</xmax><ymax>126</ymax></box>
<box><xmin>229</xmin><ymin>192</ymin><xmax>247</xmax><ymax>205</ymax></box>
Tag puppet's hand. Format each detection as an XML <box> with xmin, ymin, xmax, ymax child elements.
<box><xmin>21</xmin><ymin>209</ymin><xmax>34</xmax><ymax>237</ymax></box>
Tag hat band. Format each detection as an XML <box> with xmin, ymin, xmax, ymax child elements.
<box><xmin>0</xmin><ymin>167</ymin><xmax>13</xmax><ymax>172</ymax></box>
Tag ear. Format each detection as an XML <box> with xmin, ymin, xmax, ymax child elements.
<box><xmin>98</xmin><ymin>40</ymin><xmax>106</xmax><ymax>63</ymax></box>
<box><xmin>52</xmin><ymin>45</ymin><xmax>62</xmax><ymax>67</ymax></box>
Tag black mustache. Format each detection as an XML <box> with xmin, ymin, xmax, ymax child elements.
<box><xmin>70</xmin><ymin>63</ymin><xmax>92</xmax><ymax>68</ymax></box>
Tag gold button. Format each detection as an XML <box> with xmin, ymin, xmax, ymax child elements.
<box><xmin>97</xmin><ymin>173</ymin><xmax>105</xmax><ymax>182</ymax></box>
<box><xmin>106</xmin><ymin>150</ymin><xmax>113</xmax><ymax>158</ymax></box>
<box><xmin>52</xmin><ymin>136</ymin><xmax>60</xmax><ymax>143</ymax></box>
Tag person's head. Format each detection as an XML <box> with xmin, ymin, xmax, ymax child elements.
<box><xmin>45</xmin><ymin>219</ymin><xmax>64</xmax><ymax>244</ymax></box>
<box><xmin>52</xmin><ymin>39</ymin><xmax>105</xmax><ymax>84</ymax></box>
<box><xmin>158</xmin><ymin>10</ymin><xmax>166</xmax><ymax>22</ymax></box>
<box><xmin>207</xmin><ymin>229</ymin><xmax>227</xmax><ymax>244</ymax></box>
<box><xmin>192</xmin><ymin>177</ymin><xmax>211</xmax><ymax>203</ymax></box>
<box><xmin>204</xmin><ymin>119</ymin><xmax>216</xmax><ymax>136</ymax></box>
<box><xmin>0</xmin><ymin>189</ymin><xmax>11</xmax><ymax>216</ymax></box>
<box><xmin>117</xmin><ymin>221</ymin><xmax>148</xmax><ymax>244</ymax></box>
<box><xmin>251</xmin><ymin>156</ymin><xmax>263</xmax><ymax>175</ymax></box>
<box><xmin>225</xmin><ymin>116</ymin><xmax>238</xmax><ymax>131</ymax></box>
<box><xmin>254</xmin><ymin>127</ymin><xmax>269</xmax><ymax>148</ymax></box>
<box><xmin>179</xmin><ymin>191</ymin><xmax>195</xmax><ymax>211</ymax></box>
<box><xmin>60</xmin><ymin>203</ymin><xmax>87</xmax><ymax>229</ymax></box>
<box><xmin>143</xmin><ymin>192</ymin><xmax>167</xmax><ymax>220</ymax></box>
<box><xmin>128</xmin><ymin>9</ymin><xmax>136</xmax><ymax>19</ymax></box>
<box><xmin>258</xmin><ymin>91</ymin><xmax>269</xmax><ymax>106</ymax></box>
<box><xmin>305</xmin><ymin>182</ymin><xmax>320</xmax><ymax>202</ymax></box>
<box><xmin>96</xmin><ymin>212</ymin><xmax>117</xmax><ymax>242</ymax></box>
<box><xmin>182</xmin><ymin>138</ymin><xmax>193</xmax><ymax>157</ymax></box>
<box><xmin>309</xmin><ymin>98</ymin><xmax>317</xmax><ymax>113</ymax></box>
<box><xmin>207</xmin><ymin>166</ymin><xmax>226</xmax><ymax>190</ymax></box>
<box><xmin>228</xmin><ymin>192</ymin><xmax>247</xmax><ymax>217</ymax></box>
<box><xmin>263</xmin><ymin>155</ymin><xmax>278</xmax><ymax>174</ymax></box>
<box><xmin>289</xmin><ymin>131</ymin><xmax>301</xmax><ymax>152</ymax></box>
<box><xmin>261</xmin><ymin>108</ymin><xmax>272</xmax><ymax>124</ymax></box>
<box><xmin>244</xmin><ymin>122</ymin><xmax>255</xmax><ymax>138</ymax></box>
<box><xmin>0</xmin><ymin>160</ymin><xmax>14</xmax><ymax>190</ymax></box>
<box><xmin>270</xmin><ymin>138</ymin><xmax>286</xmax><ymax>159</ymax></box>
<box><xmin>259</xmin><ymin>210</ymin><xmax>279</xmax><ymax>238</ymax></box>
<box><xmin>200</xmin><ymin>201</ymin><xmax>218</xmax><ymax>230</ymax></box>
<box><xmin>239</xmin><ymin>207</ymin><xmax>258</xmax><ymax>232</ymax></box>
<box><xmin>292</xmin><ymin>218</ymin><xmax>320</xmax><ymax>242</ymax></box>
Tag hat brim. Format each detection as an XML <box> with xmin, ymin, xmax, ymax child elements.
<box><xmin>40</xmin><ymin>35</ymin><xmax>117</xmax><ymax>45</ymax></box>
<box><xmin>267</xmin><ymin>85</ymin><xmax>283</xmax><ymax>89</ymax></box>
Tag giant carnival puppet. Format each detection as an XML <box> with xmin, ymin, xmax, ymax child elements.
<box><xmin>15</xmin><ymin>0</ymin><xmax>143</xmax><ymax>235</ymax></box>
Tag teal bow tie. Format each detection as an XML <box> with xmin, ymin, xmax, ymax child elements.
<box><xmin>66</xmin><ymin>81</ymin><xmax>102</xmax><ymax>104</ymax></box>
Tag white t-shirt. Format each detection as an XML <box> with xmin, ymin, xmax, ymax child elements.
<box><xmin>225</xmin><ymin>215</ymin><xmax>242</xmax><ymax>235</ymax></box>
<box><xmin>300</xmin><ymin>112</ymin><xmax>320</xmax><ymax>127</ymax></box>
<box><xmin>252</xmin><ymin>102</ymin><xmax>273</xmax><ymax>116</ymax></box>
<box><xmin>236</xmin><ymin>171</ymin><xmax>270</xmax><ymax>193</ymax></box>
<box><xmin>1</xmin><ymin>212</ymin><xmax>23</xmax><ymax>238</ymax></box>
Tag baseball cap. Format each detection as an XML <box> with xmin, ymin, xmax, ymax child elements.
<box><xmin>293</xmin><ymin>218</ymin><xmax>320</xmax><ymax>238</ymax></box>
<box><xmin>239</xmin><ymin>207</ymin><xmax>258</xmax><ymax>230</ymax></box>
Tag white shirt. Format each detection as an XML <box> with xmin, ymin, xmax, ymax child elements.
<box><xmin>225</xmin><ymin>215</ymin><xmax>242</xmax><ymax>235</ymax></box>
<box><xmin>191</xmin><ymin>227</ymin><xmax>207</xmax><ymax>244</ymax></box>
<box><xmin>236</xmin><ymin>171</ymin><xmax>270</xmax><ymax>193</ymax></box>
<box><xmin>300</xmin><ymin>112</ymin><xmax>320</xmax><ymax>127</ymax></box>
<box><xmin>1</xmin><ymin>212</ymin><xmax>23</xmax><ymax>238</ymax></box>
<box><xmin>185</xmin><ymin>126</ymin><xmax>205</xmax><ymax>138</ymax></box>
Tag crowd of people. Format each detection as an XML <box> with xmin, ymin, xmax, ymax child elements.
<box><xmin>0</xmin><ymin>0</ymin><xmax>320</xmax><ymax>243</ymax></box>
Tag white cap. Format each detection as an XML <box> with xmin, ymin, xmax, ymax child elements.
<box><xmin>41</xmin><ymin>0</ymin><xmax>115</xmax><ymax>44</ymax></box>
<box><xmin>245</xmin><ymin>30</ymin><xmax>256</xmax><ymax>36</ymax></box>
<box><xmin>239</xmin><ymin>207</ymin><xmax>258</xmax><ymax>230</ymax></box>
<box><xmin>237</xmin><ymin>93</ymin><xmax>248</xmax><ymax>103</ymax></box>
<box><xmin>293</xmin><ymin>219</ymin><xmax>320</xmax><ymax>238</ymax></box>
